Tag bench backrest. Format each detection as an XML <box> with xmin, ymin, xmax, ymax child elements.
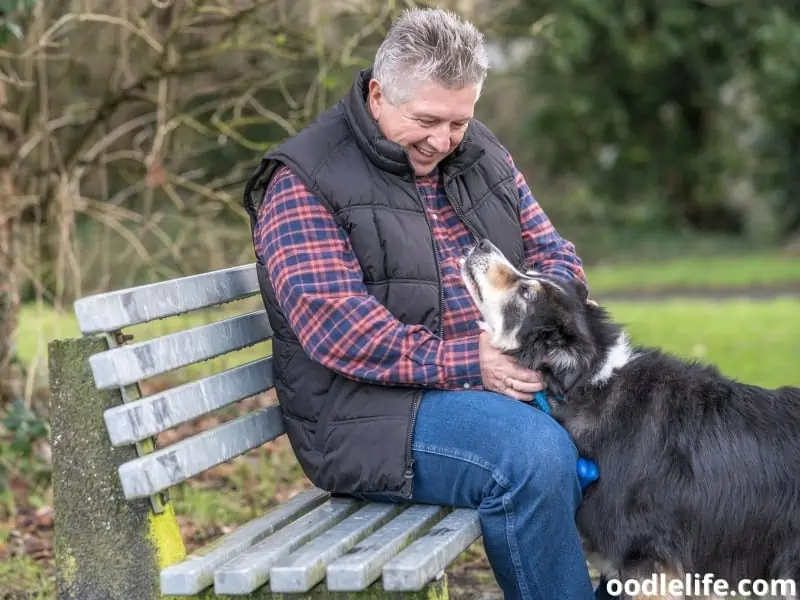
<box><xmin>73</xmin><ymin>263</ymin><xmax>284</xmax><ymax>501</ymax></box>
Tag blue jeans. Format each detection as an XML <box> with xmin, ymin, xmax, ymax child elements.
<box><xmin>374</xmin><ymin>389</ymin><xmax>609</xmax><ymax>600</ymax></box>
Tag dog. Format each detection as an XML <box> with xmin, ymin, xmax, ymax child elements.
<box><xmin>461</xmin><ymin>238</ymin><xmax>800</xmax><ymax>600</ymax></box>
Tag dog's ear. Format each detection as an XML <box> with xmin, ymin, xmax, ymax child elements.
<box><xmin>572</xmin><ymin>280</ymin><xmax>590</xmax><ymax>304</ymax></box>
<box><xmin>513</xmin><ymin>324</ymin><xmax>554</xmax><ymax>371</ymax></box>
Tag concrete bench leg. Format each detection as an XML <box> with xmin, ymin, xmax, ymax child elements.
<box><xmin>49</xmin><ymin>337</ymin><xmax>186</xmax><ymax>600</ymax></box>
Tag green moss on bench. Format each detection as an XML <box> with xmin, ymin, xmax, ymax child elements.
<box><xmin>50</xmin><ymin>336</ymin><xmax>188</xmax><ymax>600</ymax></box>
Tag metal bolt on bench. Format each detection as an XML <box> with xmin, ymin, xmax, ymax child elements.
<box><xmin>49</xmin><ymin>263</ymin><xmax>481</xmax><ymax>599</ymax></box>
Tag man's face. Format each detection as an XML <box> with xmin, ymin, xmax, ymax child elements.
<box><xmin>368</xmin><ymin>79</ymin><xmax>478</xmax><ymax>176</ymax></box>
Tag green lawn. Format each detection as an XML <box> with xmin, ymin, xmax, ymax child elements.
<box><xmin>587</xmin><ymin>252</ymin><xmax>800</xmax><ymax>294</ymax></box>
<box><xmin>607</xmin><ymin>299</ymin><xmax>800</xmax><ymax>388</ymax></box>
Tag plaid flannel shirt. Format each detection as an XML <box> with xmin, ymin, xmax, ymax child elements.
<box><xmin>254</xmin><ymin>154</ymin><xmax>586</xmax><ymax>391</ymax></box>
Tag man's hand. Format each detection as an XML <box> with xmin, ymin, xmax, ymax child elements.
<box><xmin>478</xmin><ymin>331</ymin><xmax>544</xmax><ymax>401</ymax></box>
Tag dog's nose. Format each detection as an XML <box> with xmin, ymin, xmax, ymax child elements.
<box><xmin>478</xmin><ymin>238</ymin><xmax>492</xmax><ymax>252</ymax></box>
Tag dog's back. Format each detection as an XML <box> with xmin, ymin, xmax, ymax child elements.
<box><xmin>564</xmin><ymin>349</ymin><xmax>800</xmax><ymax>588</ymax></box>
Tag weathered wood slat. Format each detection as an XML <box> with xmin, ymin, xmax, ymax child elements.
<box><xmin>326</xmin><ymin>505</ymin><xmax>445</xmax><ymax>591</ymax></box>
<box><xmin>160</xmin><ymin>488</ymin><xmax>328</xmax><ymax>595</ymax></box>
<box><xmin>382</xmin><ymin>508</ymin><xmax>481</xmax><ymax>591</ymax></box>
<box><xmin>103</xmin><ymin>357</ymin><xmax>273</xmax><ymax>446</ymax></box>
<box><xmin>269</xmin><ymin>502</ymin><xmax>403</xmax><ymax>593</ymax></box>
<box><xmin>213</xmin><ymin>498</ymin><xmax>362</xmax><ymax>595</ymax></box>
<box><xmin>117</xmin><ymin>406</ymin><xmax>284</xmax><ymax>499</ymax></box>
<box><xmin>74</xmin><ymin>264</ymin><xmax>259</xmax><ymax>335</ymax></box>
<box><xmin>88</xmin><ymin>311</ymin><xmax>271</xmax><ymax>390</ymax></box>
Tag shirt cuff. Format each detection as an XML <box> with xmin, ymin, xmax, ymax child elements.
<box><xmin>441</xmin><ymin>334</ymin><xmax>483</xmax><ymax>390</ymax></box>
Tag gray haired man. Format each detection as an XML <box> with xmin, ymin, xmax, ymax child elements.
<box><xmin>244</xmin><ymin>8</ymin><xmax>613</xmax><ymax>600</ymax></box>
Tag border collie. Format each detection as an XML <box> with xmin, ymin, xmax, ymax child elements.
<box><xmin>461</xmin><ymin>238</ymin><xmax>800</xmax><ymax>600</ymax></box>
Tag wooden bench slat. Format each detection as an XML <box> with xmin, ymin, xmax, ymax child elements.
<box><xmin>160</xmin><ymin>487</ymin><xmax>328</xmax><ymax>596</ymax></box>
<box><xmin>213</xmin><ymin>497</ymin><xmax>362</xmax><ymax>595</ymax></box>
<box><xmin>89</xmin><ymin>311</ymin><xmax>271</xmax><ymax>390</ymax></box>
<box><xmin>103</xmin><ymin>357</ymin><xmax>274</xmax><ymax>446</ymax></box>
<box><xmin>381</xmin><ymin>508</ymin><xmax>481</xmax><ymax>592</ymax></box>
<box><xmin>269</xmin><ymin>502</ymin><xmax>403</xmax><ymax>593</ymax></box>
<box><xmin>325</xmin><ymin>505</ymin><xmax>445</xmax><ymax>592</ymax></box>
<box><xmin>117</xmin><ymin>406</ymin><xmax>284</xmax><ymax>499</ymax></box>
<box><xmin>74</xmin><ymin>264</ymin><xmax>259</xmax><ymax>335</ymax></box>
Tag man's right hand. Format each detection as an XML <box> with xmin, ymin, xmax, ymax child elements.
<box><xmin>478</xmin><ymin>331</ymin><xmax>545</xmax><ymax>401</ymax></box>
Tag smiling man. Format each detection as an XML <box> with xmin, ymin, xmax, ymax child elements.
<box><xmin>242</xmin><ymin>8</ymin><xmax>611</xmax><ymax>600</ymax></box>
<box><xmin>368</xmin><ymin>78</ymin><xmax>476</xmax><ymax>174</ymax></box>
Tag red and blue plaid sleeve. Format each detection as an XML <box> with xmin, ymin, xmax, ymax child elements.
<box><xmin>253</xmin><ymin>166</ymin><xmax>482</xmax><ymax>390</ymax></box>
<box><xmin>508</xmin><ymin>155</ymin><xmax>587</xmax><ymax>285</ymax></box>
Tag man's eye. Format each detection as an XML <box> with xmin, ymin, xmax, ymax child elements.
<box><xmin>417</xmin><ymin>119</ymin><xmax>436</xmax><ymax>127</ymax></box>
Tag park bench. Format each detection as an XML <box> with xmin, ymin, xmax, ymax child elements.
<box><xmin>49</xmin><ymin>263</ymin><xmax>482</xmax><ymax>600</ymax></box>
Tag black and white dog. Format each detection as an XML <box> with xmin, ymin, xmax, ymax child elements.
<box><xmin>461</xmin><ymin>238</ymin><xmax>800</xmax><ymax>600</ymax></box>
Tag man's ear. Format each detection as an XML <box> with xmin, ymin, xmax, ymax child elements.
<box><xmin>368</xmin><ymin>79</ymin><xmax>385</xmax><ymax>118</ymax></box>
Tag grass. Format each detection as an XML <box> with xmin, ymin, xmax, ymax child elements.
<box><xmin>586</xmin><ymin>252</ymin><xmax>800</xmax><ymax>294</ymax></box>
<box><xmin>0</xmin><ymin>556</ymin><xmax>55</xmax><ymax>600</ymax></box>
<box><xmin>606</xmin><ymin>298</ymin><xmax>800</xmax><ymax>388</ymax></box>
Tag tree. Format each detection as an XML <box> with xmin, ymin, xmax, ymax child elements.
<box><xmin>0</xmin><ymin>0</ymin><xmax>40</xmax><ymax>411</ymax></box>
<box><xmin>500</xmin><ymin>0</ymin><xmax>800</xmax><ymax>239</ymax></box>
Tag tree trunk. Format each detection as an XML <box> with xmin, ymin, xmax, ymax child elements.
<box><xmin>0</xmin><ymin>80</ymin><xmax>20</xmax><ymax>409</ymax></box>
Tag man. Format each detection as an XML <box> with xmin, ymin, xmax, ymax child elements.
<box><xmin>243</xmin><ymin>8</ymin><xmax>615</xmax><ymax>600</ymax></box>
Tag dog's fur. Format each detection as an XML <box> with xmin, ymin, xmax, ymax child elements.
<box><xmin>461</xmin><ymin>239</ymin><xmax>800</xmax><ymax>599</ymax></box>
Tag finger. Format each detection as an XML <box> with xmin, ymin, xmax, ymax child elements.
<box><xmin>508</xmin><ymin>389</ymin><xmax>536</xmax><ymax>402</ymax></box>
<box><xmin>510</xmin><ymin>366</ymin><xmax>543</xmax><ymax>384</ymax></box>
<box><xmin>510</xmin><ymin>378</ymin><xmax>545</xmax><ymax>394</ymax></box>
<box><xmin>502</xmin><ymin>378</ymin><xmax>535</xmax><ymax>401</ymax></box>
<box><xmin>503</xmin><ymin>376</ymin><xmax>545</xmax><ymax>399</ymax></box>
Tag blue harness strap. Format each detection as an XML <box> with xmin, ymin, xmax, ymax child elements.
<box><xmin>532</xmin><ymin>391</ymin><xmax>599</xmax><ymax>491</ymax></box>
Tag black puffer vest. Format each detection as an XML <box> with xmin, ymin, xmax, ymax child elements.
<box><xmin>243</xmin><ymin>68</ymin><xmax>526</xmax><ymax>500</ymax></box>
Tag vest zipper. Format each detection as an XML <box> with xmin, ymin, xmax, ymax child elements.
<box><xmin>402</xmin><ymin>172</ymin><xmax>484</xmax><ymax>498</ymax></box>
<box><xmin>444</xmin><ymin>180</ymin><xmax>481</xmax><ymax>243</ymax></box>
<box><xmin>402</xmin><ymin>176</ymin><xmax>444</xmax><ymax>498</ymax></box>
<box><xmin>445</xmin><ymin>178</ymin><xmax>528</xmax><ymax>270</ymax></box>
<box><xmin>410</xmin><ymin>177</ymin><xmax>445</xmax><ymax>337</ymax></box>
<box><xmin>403</xmin><ymin>389</ymin><xmax>422</xmax><ymax>499</ymax></box>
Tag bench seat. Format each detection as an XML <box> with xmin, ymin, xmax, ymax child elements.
<box><xmin>162</xmin><ymin>488</ymin><xmax>479</xmax><ymax>595</ymax></box>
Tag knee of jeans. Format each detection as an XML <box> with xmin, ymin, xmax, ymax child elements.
<box><xmin>510</xmin><ymin>416</ymin><xmax>579</xmax><ymax>492</ymax></box>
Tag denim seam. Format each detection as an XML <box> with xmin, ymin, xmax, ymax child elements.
<box><xmin>502</xmin><ymin>491</ymin><xmax>537</xmax><ymax>600</ymax></box>
<box><xmin>412</xmin><ymin>442</ymin><xmax>511</xmax><ymax>488</ymax></box>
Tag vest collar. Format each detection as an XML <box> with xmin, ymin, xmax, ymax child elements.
<box><xmin>343</xmin><ymin>68</ymin><xmax>485</xmax><ymax>178</ymax></box>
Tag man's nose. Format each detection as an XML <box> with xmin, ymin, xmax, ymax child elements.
<box><xmin>428</xmin><ymin>127</ymin><xmax>451</xmax><ymax>152</ymax></box>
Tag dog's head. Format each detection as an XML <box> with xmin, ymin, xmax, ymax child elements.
<box><xmin>461</xmin><ymin>239</ymin><xmax>618</xmax><ymax>395</ymax></box>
